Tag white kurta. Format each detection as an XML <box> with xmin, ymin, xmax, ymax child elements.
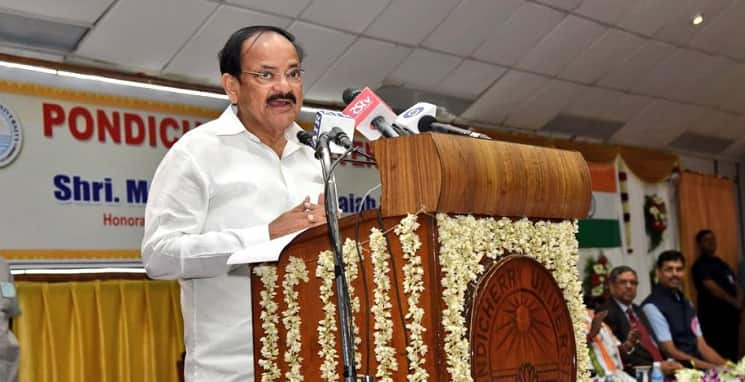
<box><xmin>142</xmin><ymin>106</ymin><xmax>323</xmax><ymax>382</ymax></box>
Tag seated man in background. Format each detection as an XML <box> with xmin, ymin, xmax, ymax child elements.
<box><xmin>642</xmin><ymin>250</ymin><xmax>728</xmax><ymax>369</ymax></box>
<box><xmin>602</xmin><ymin>265</ymin><xmax>682</xmax><ymax>375</ymax></box>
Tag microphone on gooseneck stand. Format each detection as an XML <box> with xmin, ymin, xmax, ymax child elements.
<box><xmin>311</xmin><ymin>110</ymin><xmax>356</xmax><ymax>154</ymax></box>
<box><xmin>341</xmin><ymin>87</ymin><xmax>400</xmax><ymax>140</ymax></box>
<box><xmin>297</xmin><ymin>130</ymin><xmax>315</xmax><ymax>148</ymax></box>
<box><xmin>395</xmin><ymin>102</ymin><xmax>491</xmax><ymax>140</ymax></box>
<box><xmin>329</xmin><ymin>127</ymin><xmax>353</xmax><ymax>150</ymax></box>
<box><xmin>418</xmin><ymin>115</ymin><xmax>492</xmax><ymax>140</ymax></box>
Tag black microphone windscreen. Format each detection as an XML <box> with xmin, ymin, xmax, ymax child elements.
<box><xmin>297</xmin><ymin>130</ymin><xmax>314</xmax><ymax>147</ymax></box>
<box><xmin>417</xmin><ymin>115</ymin><xmax>436</xmax><ymax>132</ymax></box>
<box><xmin>342</xmin><ymin>88</ymin><xmax>362</xmax><ymax>105</ymax></box>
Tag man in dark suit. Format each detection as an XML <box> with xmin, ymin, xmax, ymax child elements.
<box><xmin>602</xmin><ymin>265</ymin><xmax>682</xmax><ymax>375</ymax></box>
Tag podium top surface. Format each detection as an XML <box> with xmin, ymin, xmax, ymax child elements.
<box><xmin>371</xmin><ymin>133</ymin><xmax>591</xmax><ymax>220</ymax></box>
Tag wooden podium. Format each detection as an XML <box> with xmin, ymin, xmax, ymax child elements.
<box><xmin>250</xmin><ymin>134</ymin><xmax>591</xmax><ymax>381</ymax></box>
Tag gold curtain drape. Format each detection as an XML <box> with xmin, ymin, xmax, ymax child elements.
<box><xmin>12</xmin><ymin>279</ymin><xmax>184</xmax><ymax>382</ymax></box>
<box><xmin>678</xmin><ymin>172</ymin><xmax>739</xmax><ymax>299</ymax></box>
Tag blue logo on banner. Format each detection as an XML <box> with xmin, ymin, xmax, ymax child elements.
<box><xmin>402</xmin><ymin>106</ymin><xmax>424</xmax><ymax>118</ymax></box>
<box><xmin>0</xmin><ymin>102</ymin><xmax>22</xmax><ymax>168</ymax></box>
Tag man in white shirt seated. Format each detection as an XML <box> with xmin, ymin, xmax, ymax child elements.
<box><xmin>642</xmin><ymin>250</ymin><xmax>727</xmax><ymax>370</ymax></box>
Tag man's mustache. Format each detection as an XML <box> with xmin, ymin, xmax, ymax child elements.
<box><xmin>267</xmin><ymin>92</ymin><xmax>296</xmax><ymax>104</ymax></box>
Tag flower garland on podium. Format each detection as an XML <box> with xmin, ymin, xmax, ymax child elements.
<box><xmin>316</xmin><ymin>239</ymin><xmax>362</xmax><ymax>381</ymax></box>
<box><xmin>436</xmin><ymin>214</ymin><xmax>590</xmax><ymax>382</ymax></box>
<box><xmin>393</xmin><ymin>215</ymin><xmax>429</xmax><ymax>382</ymax></box>
<box><xmin>370</xmin><ymin>227</ymin><xmax>398</xmax><ymax>381</ymax></box>
<box><xmin>254</xmin><ymin>265</ymin><xmax>280</xmax><ymax>382</ymax></box>
<box><xmin>281</xmin><ymin>257</ymin><xmax>309</xmax><ymax>382</ymax></box>
<box><xmin>253</xmin><ymin>213</ymin><xmax>589</xmax><ymax>381</ymax></box>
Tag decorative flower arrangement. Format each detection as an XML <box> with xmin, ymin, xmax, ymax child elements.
<box><xmin>254</xmin><ymin>214</ymin><xmax>589</xmax><ymax>382</ymax></box>
<box><xmin>436</xmin><ymin>214</ymin><xmax>590</xmax><ymax>382</ymax></box>
<box><xmin>341</xmin><ymin>238</ymin><xmax>363</xmax><ymax>370</ymax></box>
<box><xmin>393</xmin><ymin>214</ymin><xmax>429</xmax><ymax>382</ymax></box>
<box><xmin>644</xmin><ymin>194</ymin><xmax>668</xmax><ymax>252</ymax></box>
<box><xmin>675</xmin><ymin>357</ymin><xmax>745</xmax><ymax>381</ymax></box>
<box><xmin>369</xmin><ymin>227</ymin><xmax>398</xmax><ymax>381</ymax></box>
<box><xmin>254</xmin><ymin>265</ymin><xmax>281</xmax><ymax>382</ymax></box>
<box><xmin>282</xmin><ymin>256</ymin><xmax>309</xmax><ymax>382</ymax></box>
<box><xmin>315</xmin><ymin>239</ymin><xmax>363</xmax><ymax>381</ymax></box>
<box><xmin>315</xmin><ymin>250</ymin><xmax>338</xmax><ymax>381</ymax></box>
<box><xmin>583</xmin><ymin>254</ymin><xmax>611</xmax><ymax>306</ymax></box>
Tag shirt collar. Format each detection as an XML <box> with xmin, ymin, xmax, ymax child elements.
<box><xmin>614</xmin><ymin>298</ymin><xmax>632</xmax><ymax>314</ymax></box>
<box><xmin>215</xmin><ymin>105</ymin><xmax>306</xmax><ymax>154</ymax></box>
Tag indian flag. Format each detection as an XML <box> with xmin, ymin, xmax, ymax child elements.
<box><xmin>577</xmin><ymin>162</ymin><xmax>622</xmax><ymax>248</ymax></box>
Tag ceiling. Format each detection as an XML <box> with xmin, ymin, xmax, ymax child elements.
<box><xmin>2</xmin><ymin>0</ymin><xmax>745</xmax><ymax>160</ymax></box>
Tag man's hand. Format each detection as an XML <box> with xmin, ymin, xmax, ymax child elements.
<box><xmin>660</xmin><ymin>360</ymin><xmax>683</xmax><ymax>375</ymax></box>
<box><xmin>588</xmin><ymin>310</ymin><xmax>608</xmax><ymax>339</ymax></box>
<box><xmin>626</xmin><ymin>327</ymin><xmax>640</xmax><ymax>345</ymax></box>
<box><xmin>269</xmin><ymin>194</ymin><xmax>327</xmax><ymax>239</ymax></box>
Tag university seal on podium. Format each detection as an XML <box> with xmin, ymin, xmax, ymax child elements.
<box><xmin>470</xmin><ymin>256</ymin><xmax>576</xmax><ymax>381</ymax></box>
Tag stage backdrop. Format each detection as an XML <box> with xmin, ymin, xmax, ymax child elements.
<box><xmin>0</xmin><ymin>70</ymin><xmax>380</xmax><ymax>263</ymax></box>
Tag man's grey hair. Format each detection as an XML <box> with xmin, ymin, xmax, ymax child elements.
<box><xmin>609</xmin><ymin>265</ymin><xmax>637</xmax><ymax>283</ymax></box>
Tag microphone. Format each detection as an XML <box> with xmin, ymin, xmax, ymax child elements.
<box><xmin>418</xmin><ymin>115</ymin><xmax>492</xmax><ymax>140</ymax></box>
<box><xmin>342</xmin><ymin>87</ymin><xmax>399</xmax><ymax>140</ymax></box>
<box><xmin>312</xmin><ymin>110</ymin><xmax>356</xmax><ymax>154</ymax></box>
<box><xmin>329</xmin><ymin>127</ymin><xmax>353</xmax><ymax>149</ymax></box>
<box><xmin>342</xmin><ymin>88</ymin><xmax>362</xmax><ymax>105</ymax></box>
<box><xmin>297</xmin><ymin>130</ymin><xmax>315</xmax><ymax>148</ymax></box>
<box><xmin>371</xmin><ymin>116</ymin><xmax>399</xmax><ymax>138</ymax></box>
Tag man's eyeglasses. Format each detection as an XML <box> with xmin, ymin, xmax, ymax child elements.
<box><xmin>241</xmin><ymin>68</ymin><xmax>304</xmax><ymax>84</ymax></box>
<box><xmin>614</xmin><ymin>280</ymin><xmax>639</xmax><ymax>286</ymax></box>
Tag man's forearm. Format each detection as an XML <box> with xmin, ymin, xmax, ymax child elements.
<box><xmin>699</xmin><ymin>341</ymin><xmax>728</xmax><ymax>365</ymax></box>
<box><xmin>660</xmin><ymin>342</ymin><xmax>717</xmax><ymax>369</ymax></box>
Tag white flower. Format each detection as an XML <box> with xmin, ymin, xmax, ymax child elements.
<box><xmin>370</xmin><ymin>228</ymin><xmax>398</xmax><ymax>381</ymax></box>
<box><xmin>394</xmin><ymin>214</ymin><xmax>429</xmax><ymax>382</ymax></box>
<box><xmin>282</xmin><ymin>256</ymin><xmax>309</xmax><ymax>382</ymax></box>
<box><xmin>253</xmin><ymin>265</ymin><xmax>281</xmax><ymax>382</ymax></box>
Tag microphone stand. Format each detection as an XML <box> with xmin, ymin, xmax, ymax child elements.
<box><xmin>316</xmin><ymin>133</ymin><xmax>362</xmax><ymax>382</ymax></box>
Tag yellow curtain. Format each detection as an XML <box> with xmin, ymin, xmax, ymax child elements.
<box><xmin>678</xmin><ymin>172</ymin><xmax>739</xmax><ymax>299</ymax></box>
<box><xmin>12</xmin><ymin>279</ymin><xmax>184</xmax><ymax>382</ymax></box>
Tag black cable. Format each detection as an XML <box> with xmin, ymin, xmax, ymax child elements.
<box><xmin>375</xmin><ymin>208</ymin><xmax>411</xmax><ymax>371</ymax></box>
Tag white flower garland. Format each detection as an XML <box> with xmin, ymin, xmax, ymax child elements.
<box><xmin>315</xmin><ymin>239</ymin><xmax>362</xmax><ymax>381</ymax></box>
<box><xmin>282</xmin><ymin>256</ymin><xmax>309</xmax><ymax>382</ymax></box>
<box><xmin>342</xmin><ymin>238</ymin><xmax>363</xmax><ymax>369</ymax></box>
<box><xmin>253</xmin><ymin>265</ymin><xmax>281</xmax><ymax>382</ymax></box>
<box><xmin>394</xmin><ymin>214</ymin><xmax>429</xmax><ymax>382</ymax></box>
<box><xmin>436</xmin><ymin>213</ymin><xmax>590</xmax><ymax>382</ymax></box>
<box><xmin>369</xmin><ymin>227</ymin><xmax>398</xmax><ymax>381</ymax></box>
<box><xmin>315</xmin><ymin>250</ymin><xmax>338</xmax><ymax>381</ymax></box>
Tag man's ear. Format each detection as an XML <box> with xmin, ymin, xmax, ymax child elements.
<box><xmin>222</xmin><ymin>73</ymin><xmax>239</xmax><ymax>104</ymax></box>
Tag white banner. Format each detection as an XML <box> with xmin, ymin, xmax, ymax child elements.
<box><xmin>0</xmin><ymin>75</ymin><xmax>381</xmax><ymax>261</ymax></box>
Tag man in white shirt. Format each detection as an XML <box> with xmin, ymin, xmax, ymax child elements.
<box><xmin>142</xmin><ymin>26</ymin><xmax>325</xmax><ymax>381</ymax></box>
